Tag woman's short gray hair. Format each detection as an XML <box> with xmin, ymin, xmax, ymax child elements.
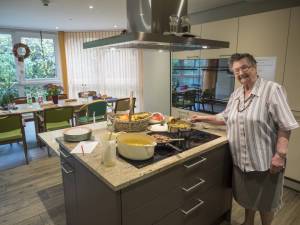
<box><xmin>229</xmin><ymin>53</ymin><xmax>257</xmax><ymax>68</ymax></box>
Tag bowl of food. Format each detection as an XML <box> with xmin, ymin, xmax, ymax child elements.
<box><xmin>149</xmin><ymin>112</ymin><xmax>165</xmax><ymax>124</ymax></box>
<box><xmin>168</xmin><ymin>119</ymin><xmax>192</xmax><ymax>132</ymax></box>
<box><xmin>117</xmin><ymin>133</ymin><xmax>157</xmax><ymax>160</ymax></box>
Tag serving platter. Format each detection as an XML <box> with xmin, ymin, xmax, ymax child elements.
<box><xmin>63</xmin><ymin>127</ymin><xmax>92</xmax><ymax>142</ymax></box>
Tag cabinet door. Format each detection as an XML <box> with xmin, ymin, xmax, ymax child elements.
<box><xmin>61</xmin><ymin>161</ymin><xmax>78</xmax><ymax>225</ymax></box>
<box><xmin>200</xmin><ymin>18</ymin><xmax>238</xmax><ymax>59</ymax></box>
<box><xmin>237</xmin><ymin>8</ymin><xmax>290</xmax><ymax>84</ymax></box>
<box><xmin>75</xmin><ymin>160</ymin><xmax>121</xmax><ymax>225</ymax></box>
<box><xmin>283</xmin><ymin>6</ymin><xmax>300</xmax><ymax>111</ymax></box>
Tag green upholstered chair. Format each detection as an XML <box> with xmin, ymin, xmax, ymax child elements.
<box><xmin>38</xmin><ymin>106</ymin><xmax>74</xmax><ymax>133</ymax></box>
<box><xmin>0</xmin><ymin>114</ymin><xmax>29</xmax><ymax>164</ymax></box>
<box><xmin>42</xmin><ymin>106</ymin><xmax>74</xmax><ymax>131</ymax></box>
<box><xmin>114</xmin><ymin>97</ymin><xmax>136</xmax><ymax>114</ymax></box>
<box><xmin>75</xmin><ymin>100</ymin><xmax>107</xmax><ymax>125</ymax></box>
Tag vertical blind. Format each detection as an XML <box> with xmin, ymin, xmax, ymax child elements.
<box><xmin>64</xmin><ymin>31</ymin><xmax>144</xmax><ymax>111</ymax></box>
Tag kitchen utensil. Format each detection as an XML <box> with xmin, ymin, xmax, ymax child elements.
<box><xmin>117</xmin><ymin>133</ymin><xmax>157</xmax><ymax>160</ymax></box>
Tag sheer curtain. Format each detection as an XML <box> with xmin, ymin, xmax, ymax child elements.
<box><xmin>64</xmin><ymin>31</ymin><xmax>144</xmax><ymax>111</ymax></box>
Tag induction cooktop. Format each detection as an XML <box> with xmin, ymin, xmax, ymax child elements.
<box><xmin>118</xmin><ymin>129</ymin><xmax>220</xmax><ymax>169</ymax></box>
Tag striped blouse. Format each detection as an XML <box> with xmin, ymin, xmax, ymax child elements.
<box><xmin>220</xmin><ymin>77</ymin><xmax>299</xmax><ymax>172</ymax></box>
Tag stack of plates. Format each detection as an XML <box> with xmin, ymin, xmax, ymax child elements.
<box><xmin>63</xmin><ymin>127</ymin><xmax>92</xmax><ymax>142</ymax></box>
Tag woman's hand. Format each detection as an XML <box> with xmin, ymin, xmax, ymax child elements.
<box><xmin>190</xmin><ymin>115</ymin><xmax>204</xmax><ymax>123</ymax></box>
<box><xmin>270</xmin><ymin>153</ymin><xmax>285</xmax><ymax>174</ymax></box>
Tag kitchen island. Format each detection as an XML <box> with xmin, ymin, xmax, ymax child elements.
<box><xmin>40</xmin><ymin>122</ymin><xmax>232</xmax><ymax>225</ymax></box>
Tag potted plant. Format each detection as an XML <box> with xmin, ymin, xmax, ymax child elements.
<box><xmin>44</xmin><ymin>83</ymin><xmax>63</xmax><ymax>104</ymax></box>
<box><xmin>0</xmin><ymin>80</ymin><xmax>17</xmax><ymax>109</ymax></box>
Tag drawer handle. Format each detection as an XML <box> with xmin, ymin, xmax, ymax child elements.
<box><xmin>61</xmin><ymin>163</ymin><xmax>74</xmax><ymax>174</ymax></box>
<box><xmin>59</xmin><ymin>149</ymin><xmax>70</xmax><ymax>158</ymax></box>
<box><xmin>181</xmin><ymin>178</ymin><xmax>205</xmax><ymax>192</ymax></box>
<box><xmin>181</xmin><ymin>199</ymin><xmax>205</xmax><ymax>216</ymax></box>
<box><xmin>184</xmin><ymin>157</ymin><xmax>207</xmax><ymax>169</ymax></box>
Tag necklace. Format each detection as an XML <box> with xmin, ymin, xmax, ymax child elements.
<box><xmin>237</xmin><ymin>94</ymin><xmax>254</xmax><ymax>112</ymax></box>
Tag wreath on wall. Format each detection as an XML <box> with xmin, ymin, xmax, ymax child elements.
<box><xmin>12</xmin><ymin>43</ymin><xmax>31</xmax><ymax>62</ymax></box>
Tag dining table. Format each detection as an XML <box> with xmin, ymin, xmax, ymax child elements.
<box><xmin>0</xmin><ymin>97</ymin><xmax>118</xmax><ymax>144</ymax></box>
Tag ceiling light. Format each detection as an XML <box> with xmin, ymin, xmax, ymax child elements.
<box><xmin>113</xmin><ymin>25</ymin><xmax>118</xmax><ymax>28</ymax></box>
<box><xmin>89</xmin><ymin>5</ymin><xmax>94</xmax><ymax>9</ymax></box>
<box><xmin>158</xmin><ymin>49</ymin><xmax>163</xmax><ymax>53</ymax></box>
<box><xmin>110</xmin><ymin>47</ymin><xmax>116</xmax><ymax>51</ymax></box>
<box><xmin>55</xmin><ymin>26</ymin><xmax>59</xmax><ymax>30</ymax></box>
<box><xmin>202</xmin><ymin>45</ymin><xmax>208</xmax><ymax>49</ymax></box>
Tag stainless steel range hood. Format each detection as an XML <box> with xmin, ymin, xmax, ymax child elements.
<box><xmin>83</xmin><ymin>0</ymin><xmax>229</xmax><ymax>51</ymax></box>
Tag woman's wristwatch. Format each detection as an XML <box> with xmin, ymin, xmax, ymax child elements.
<box><xmin>276</xmin><ymin>152</ymin><xmax>287</xmax><ymax>159</ymax></box>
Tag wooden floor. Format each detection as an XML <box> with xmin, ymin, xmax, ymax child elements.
<box><xmin>0</xmin><ymin>155</ymin><xmax>299</xmax><ymax>225</ymax></box>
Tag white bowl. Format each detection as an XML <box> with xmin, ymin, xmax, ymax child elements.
<box><xmin>117</xmin><ymin>133</ymin><xmax>156</xmax><ymax>160</ymax></box>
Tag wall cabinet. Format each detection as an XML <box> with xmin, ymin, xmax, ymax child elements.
<box><xmin>59</xmin><ymin>143</ymin><xmax>232</xmax><ymax>225</ymax></box>
<box><xmin>200</xmin><ymin>18</ymin><xmax>238</xmax><ymax>59</ymax></box>
<box><xmin>237</xmin><ymin>8</ymin><xmax>290</xmax><ymax>84</ymax></box>
<box><xmin>283</xmin><ymin>6</ymin><xmax>300</xmax><ymax>111</ymax></box>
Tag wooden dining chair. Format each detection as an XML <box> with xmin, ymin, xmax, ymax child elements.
<box><xmin>78</xmin><ymin>91</ymin><xmax>97</xmax><ymax>98</ymax></box>
<box><xmin>0</xmin><ymin>114</ymin><xmax>29</xmax><ymax>164</ymax></box>
<box><xmin>75</xmin><ymin>100</ymin><xmax>107</xmax><ymax>125</ymax></box>
<box><xmin>114</xmin><ymin>97</ymin><xmax>136</xmax><ymax>114</ymax></box>
<box><xmin>38</xmin><ymin>106</ymin><xmax>74</xmax><ymax>132</ymax></box>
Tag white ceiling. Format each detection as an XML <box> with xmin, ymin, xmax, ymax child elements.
<box><xmin>0</xmin><ymin>0</ymin><xmax>248</xmax><ymax>31</ymax></box>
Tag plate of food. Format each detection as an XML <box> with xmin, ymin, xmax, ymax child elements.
<box><xmin>149</xmin><ymin>112</ymin><xmax>165</xmax><ymax>124</ymax></box>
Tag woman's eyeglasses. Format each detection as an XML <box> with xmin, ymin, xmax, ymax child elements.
<box><xmin>232</xmin><ymin>65</ymin><xmax>251</xmax><ymax>75</ymax></box>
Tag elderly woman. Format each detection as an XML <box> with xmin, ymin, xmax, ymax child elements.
<box><xmin>191</xmin><ymin>53</ymin><xmax>298</xmax><ymax>225</ymax></box>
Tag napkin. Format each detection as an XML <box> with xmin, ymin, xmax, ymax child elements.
<box><xmin>71</xmin><ymin>141</ymin><xmax>98</xmax><ymax>154</ymax></box>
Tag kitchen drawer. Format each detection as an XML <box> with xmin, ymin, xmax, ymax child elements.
<box><xmin>181</xmin><ymin>164</ymin><xmax>225</xmax><ymax>196</ymax></box>
<box><xmin>122</xmin><ymin>165</ymin><xmax>184</xmax><ymax>213</ymax></box>
<box><xmin>123</xmin><ymin>165</ymin><xmax>227</xmax><ymax>225</ymax></box>
<box><xmin>154</xmin><ymin>185</ymin><xmax>232</xmax><ymax>225</ymax></box>
<box><xmin>182</xmin><ymin>145</ymin><xmax>229</xmax><ymax>175</ymax></box>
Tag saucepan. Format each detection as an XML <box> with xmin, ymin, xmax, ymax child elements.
<box><xmin>117</xmin><ymin>133</ymin><xmax>157</xmax><ymax>160</ymax></box>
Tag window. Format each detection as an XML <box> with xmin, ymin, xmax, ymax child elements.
<box><xmin>0</xmin><ymin>30</ymin><xmax>61</xmax><ymax>98</ymax></box>
<box><xmin>21</xmin><ymin>36</ymin><xmax>56</xmax><ymax>80</ymax></box>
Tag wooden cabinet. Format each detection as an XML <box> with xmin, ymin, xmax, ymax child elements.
<box><xmin>283</xmin><ymin>6</ymin><xmax>300</xmax><ymax>111</ymax></box>
<box><xmin>200</xmin><ymin>18</ymin><xmax>238</xmax><ymax>59</ymax></box>
<box><xmin>60</xmin><ymin>143</ymin><xmax>232</xmax><ymax>225</ymax></box>
<box><xmin>237</xmin><ymin>8</ymin><xmax>290</xmax><ymax>84</ymax></box>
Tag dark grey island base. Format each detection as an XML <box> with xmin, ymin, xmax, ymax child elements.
<box><xmin>58</xmin><ymin>137</ymin><xmax>232</xmax><ymax>225</ymax></box>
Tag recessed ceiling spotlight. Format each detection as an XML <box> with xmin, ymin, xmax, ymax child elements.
<box><xmin>158</xmin><ymin>49</ymin><xmax>163</xmax><ymax>53</ymax></box>
<box><xmin>89</xmin><ymin>5</ymin><xmax>94</xmax><ymax>9</ymax></box>
<box><xmin>55</xmin><ymin>26</ymin><xmax>59</xmax><ymax>30</ymax></box>
<box><xmin>113</xmin><ymin>25</ymin><xmax>118</xmax><ymax>28</ymax></box>
<box><xmin>202</xmin><ymin>45</ymin><xmax>208</xmax><ymax>49</ymax></box>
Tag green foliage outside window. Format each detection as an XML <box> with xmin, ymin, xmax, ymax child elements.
<box><xmin>21</xmin><ymin>37</ymin><xmax>56</xmax><ymax>79</ymax></box>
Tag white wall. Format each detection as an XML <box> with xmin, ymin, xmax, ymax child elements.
<box><xmin>142</xmin><ymin>50</ymin><xmax>170</xmax><ymax>115</ymax></box>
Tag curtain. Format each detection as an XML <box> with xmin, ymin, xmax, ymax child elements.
<box><xmin>64</xmin><ymin>31</ymin><xmax>144</xmax><ymax>111</ymax></box>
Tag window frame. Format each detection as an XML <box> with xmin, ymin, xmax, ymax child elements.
<box><xmin>0</xmin><ymin>29</ymin><xmax>62</xmax><ymax>96</ymax></box>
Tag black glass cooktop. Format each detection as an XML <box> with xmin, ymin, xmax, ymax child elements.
<box><xmin>118</xmin><ymin>129</ymin><xmax>220</xmax><ymax>169</ymax></box>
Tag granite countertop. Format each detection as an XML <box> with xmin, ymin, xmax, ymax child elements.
<box><xmin>40</xmin><ymin>122</ymin><xmax>228</xmax><ymax>191</ymax></box>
